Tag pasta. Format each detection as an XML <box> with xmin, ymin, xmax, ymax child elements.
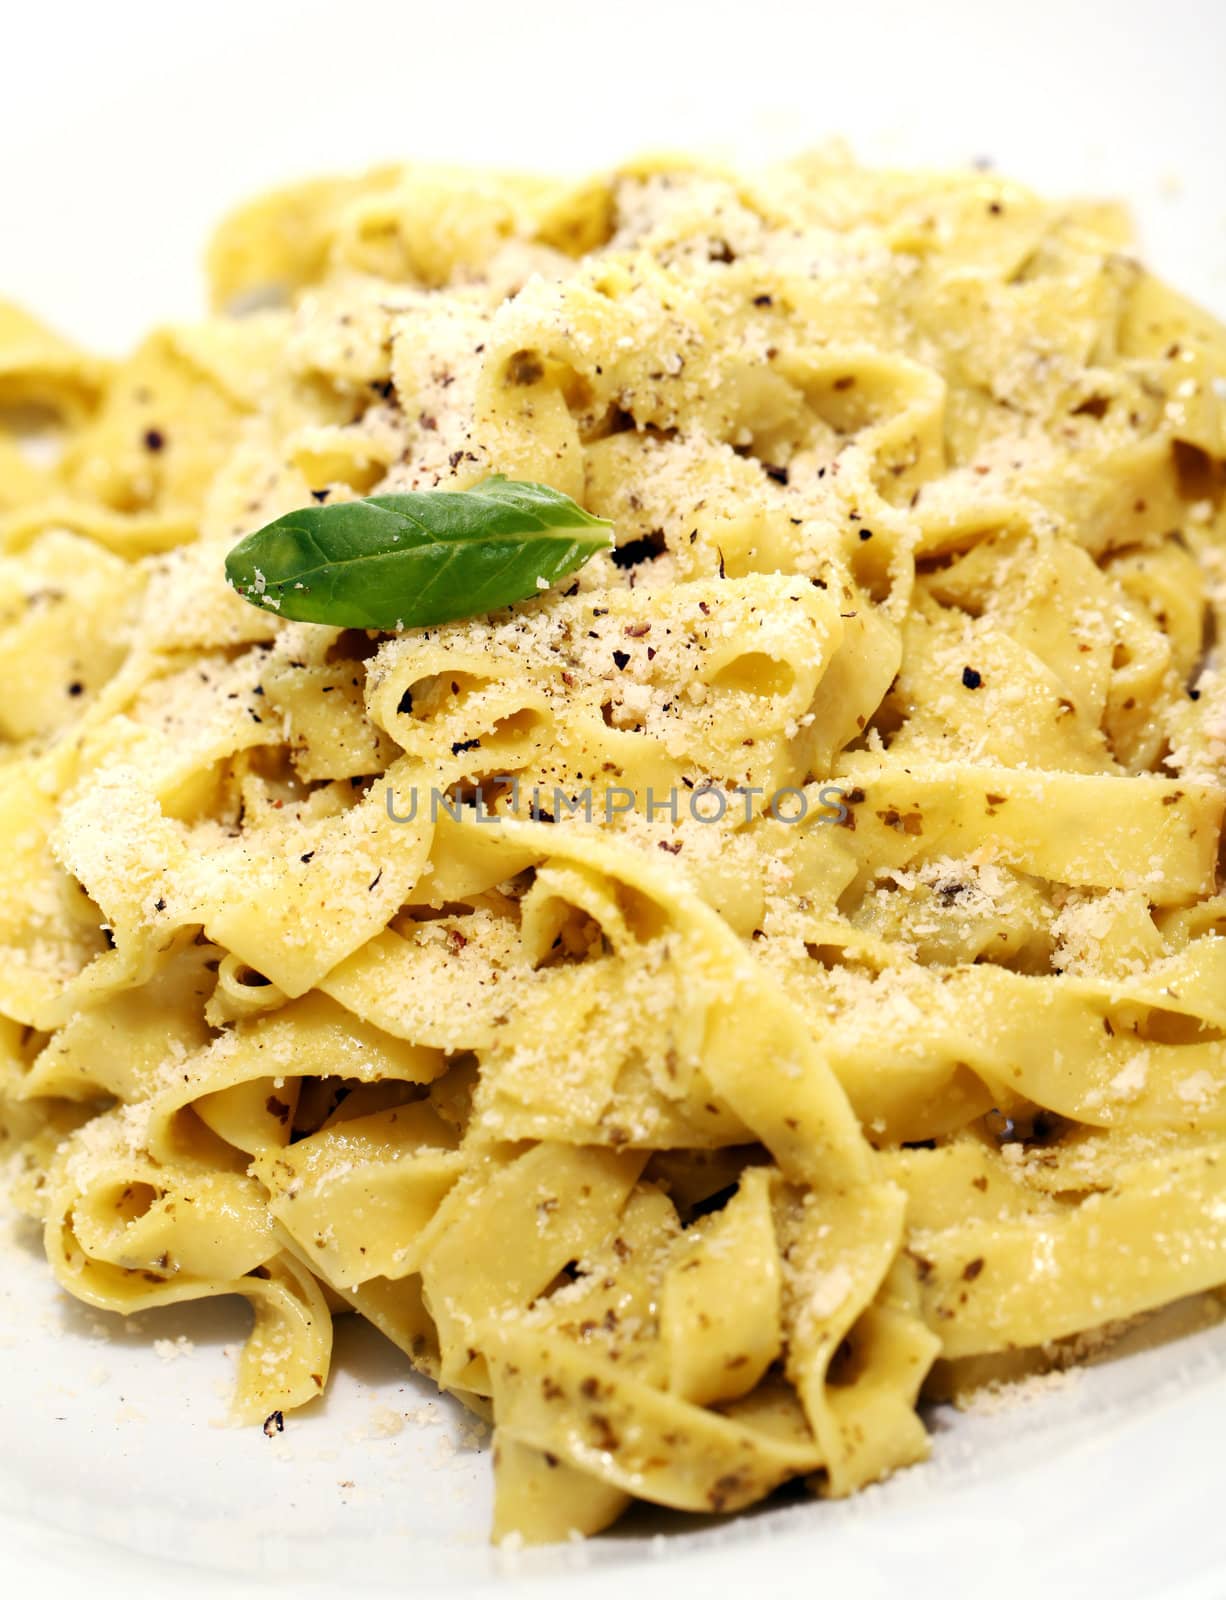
<box><xmin>2</xmin><ymin>149</ymin><xmax>1226</xmax><ymax>1544</ymax></box>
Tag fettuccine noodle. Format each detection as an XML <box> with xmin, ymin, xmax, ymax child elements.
<box><xmin>2</xmin><ymin>151</ymin><xmax>1225</xmax><ymax>1542</ymax></box>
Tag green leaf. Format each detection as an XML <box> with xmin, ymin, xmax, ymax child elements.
<box><xmin>224</xmin><ymin>476</ymin><xmax>614</xmax><ymax>629</ymax></box>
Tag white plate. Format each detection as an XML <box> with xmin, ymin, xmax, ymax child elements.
<box><xmin>3</xmin><ymin>2</ymin><xmax>1225</xmax><ymax>1594</ymax></box>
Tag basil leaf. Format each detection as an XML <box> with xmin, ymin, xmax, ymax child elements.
<box><xmin>224</xmin><ymin>476</ymin><xmax>613</xmax><ymax>629</ymax></box>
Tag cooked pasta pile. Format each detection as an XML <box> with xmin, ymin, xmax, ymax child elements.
<box><xmin>2</xmin><ymin>152</ymin><xmax>1226</xmax><ymax>1543</ymax></box>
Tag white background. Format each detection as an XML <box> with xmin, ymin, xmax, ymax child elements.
<box><xmin>2</xmin><ymin>2</ymin><xmax>1226</xmax><ymax>1596</ymax></box>
<box><xmin>2</xmin><ymin>0</ymin><xmax>1225</xmax><ymax>347</ymax></box>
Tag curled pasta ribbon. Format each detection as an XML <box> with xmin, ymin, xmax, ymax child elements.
<box><xmin>44</xmin><ymin>1109</ymin><xmax>331</xmax><ymax>1423</ymax></box>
